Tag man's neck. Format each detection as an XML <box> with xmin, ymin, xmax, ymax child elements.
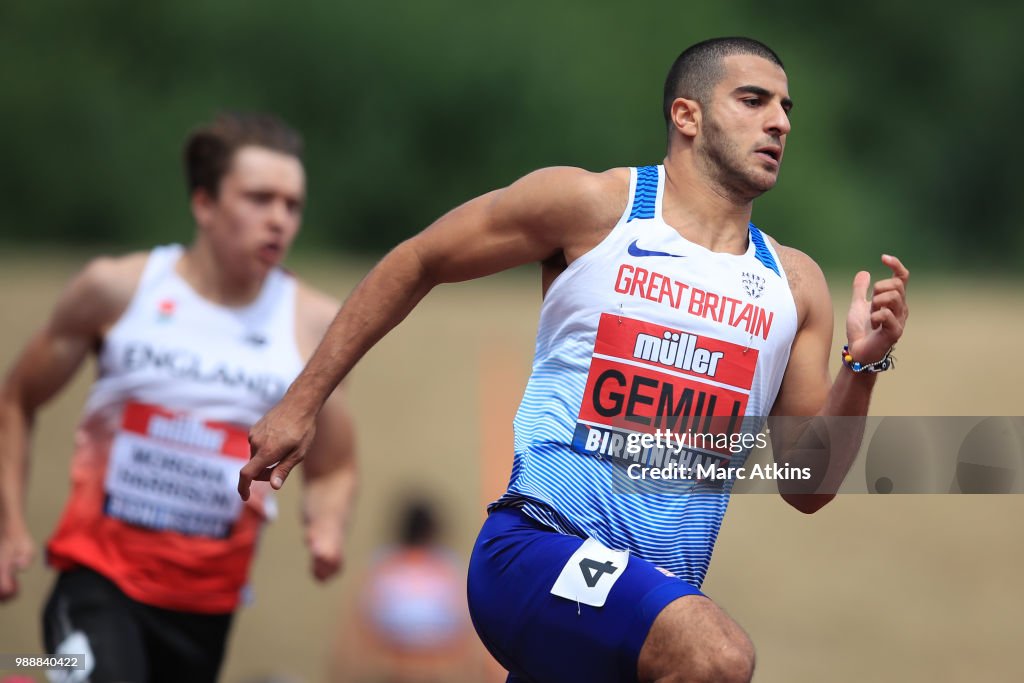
<box><xmin>177</xmin><ymin>240</ymin><xmax>264</xmax><ymax>307</ymax></box>
<box><xmin>660</xmin><ymin>154</ymin><xmax>754</xmax><ymax>255</ymax></box>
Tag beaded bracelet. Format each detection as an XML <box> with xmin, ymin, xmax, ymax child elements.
<box><xmin>841</xmin><ymin>344</ymin><xmax>895</xmax><ymax>373</ymax></box>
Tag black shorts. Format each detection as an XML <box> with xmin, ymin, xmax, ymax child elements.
<box><xmin>42</xmin><ymin>567</ymin><xmax>233</xmax><ymax>683</ymax></box>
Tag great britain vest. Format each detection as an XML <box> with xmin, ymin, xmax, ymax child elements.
<box><xmin>491</xmin><ymin>165</ymin><xmax>799</xmax><ymax>587</ymax></box>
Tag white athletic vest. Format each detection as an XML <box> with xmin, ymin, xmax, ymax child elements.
<box><xmin>47</xmin><ymin>244</ymin><xmax>304</xmax><ymax>612</ymax></box>
<box><xmin>492</xmin><ymin>165</ymin><xmax>799</xmax><ymax>587</ymax></box>
<box><xmin>85</xmin><ymin>244</ymin><xmax>303</xmax><ymax>425</ymax></box>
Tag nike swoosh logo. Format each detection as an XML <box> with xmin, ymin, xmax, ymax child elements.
<box><xmin>627</xmin><ymin>240</ymin><xmax>685</xmax><ymax>258</ymax></box>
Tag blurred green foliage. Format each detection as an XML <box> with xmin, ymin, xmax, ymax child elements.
<box><xmin>2</xmin><ymin>0</ymin><xmax>1022</xmax><ymax>273</ymax></box>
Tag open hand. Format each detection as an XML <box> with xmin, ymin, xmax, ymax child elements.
<box><xmin>846</xmin><ymin>254</ymin><xmax>909</xmax><ymax>365</ymax></box>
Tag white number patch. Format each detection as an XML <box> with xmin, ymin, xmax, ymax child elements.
<box><xmin>550</xmin><ymin>538</ymin><xmax>629</xmax><ymax>607</ymax></box>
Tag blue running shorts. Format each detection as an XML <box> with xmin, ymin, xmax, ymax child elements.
<box><xmin>468</xmin><ymin>506</ymin><xmax>703</xmax><ymax>683</ymax></box>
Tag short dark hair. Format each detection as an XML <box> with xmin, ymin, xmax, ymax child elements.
<box><xmin>663</xmin><ymin>37</ymin><xmax>784</xmax><ymax>125</ymax></box>
<box><xmin>183</xmin><ymin>112</ymin><xmax>304</xmax><ymax>197</ymax></box>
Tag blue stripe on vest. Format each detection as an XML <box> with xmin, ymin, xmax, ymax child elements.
<box><xmin>627</xmin><ymin>165</ymin><xmax>658</xmax><ymax>222</ymax></box>
<box><xmin>748</xmin><ymin>224</ymin><xmax>781</xmax><ymax>277</ymax></box>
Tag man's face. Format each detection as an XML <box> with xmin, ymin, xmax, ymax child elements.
<box><xmin>696</xmin><ymin>54</ymin><xmax>792</xmax><ymax>200</ymax></box>
<box><xmin>194</xmin><ymin>145</ymin><xmax>305</xmax><ymax>279</ymax></box>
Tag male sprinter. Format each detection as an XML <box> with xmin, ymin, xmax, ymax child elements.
<box><xmin>0</xmin><ymin>113</ymin><xmax>356</xmax><ymax>682</ymax></box>
<box><xmin>242</xmin><ymin>38</ymin><xmax>908</xmax><ymax>683</ymax></box>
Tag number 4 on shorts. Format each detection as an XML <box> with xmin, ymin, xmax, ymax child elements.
<box><xmin>550</xmin><ymin>538</ymin><xmax>630</xmax><ymax>607</ymax></box>
<box><xmin>579</xmin><ymin>558</ymin><xmax>618</xmax><ymax>587</ymax></box>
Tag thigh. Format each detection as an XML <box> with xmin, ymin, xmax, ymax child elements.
<box><xmin>138</xmin><ymin>605</ymin><xmax>233</xmax><ymax>683</ymax></box>
<box><xmin>42</xmin><ymin>567</ymin><xmax>148</xmax><ymax>683</ymax></box>
<box><xmin>469</xmin><ymin>508</ymin><xmax>702</xmax><ymax>683</ymax></box>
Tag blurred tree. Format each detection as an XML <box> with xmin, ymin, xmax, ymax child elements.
<box><xmin>2</xmin><ymin>0</ymin><xmax>1021</xmax><ymax>273</ymax></box>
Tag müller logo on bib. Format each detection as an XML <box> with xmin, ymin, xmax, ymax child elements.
<box><xmin>148</xmin><ymin>414</ymin><xmax>228</xmax><ymax>452</ymax></box>
<box><xmin>632</xmin><ymin>331</ymin><xmax>724</xmax><ymax>377</ymax></box>
<box><xmin>119</xmin><ymin>402</ymin><xmax>250</xmax><ymax>458</ymax></box>
<box><xmin>592</xmin><ymin>314</ymin><xmax>756</xmax><ymax>391</ymax></box>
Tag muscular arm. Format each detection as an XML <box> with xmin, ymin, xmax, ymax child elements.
<box><xmin>240</xmin><ymin>166</ymin><xmax>627</xmax><ymax>498</ymax></box>
<box><xmin>768</xmin><ymin>248</ymin><xmax>909</xmax><ymax>513</ymax></box>
<box><xmin>0</xmin><ymin>255</ymin><xmax>141</xmax><ymax>599</ymax></box>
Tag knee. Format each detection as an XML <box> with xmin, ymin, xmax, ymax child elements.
<box><xmin>699</xmin><ymin>638</ymin><xmax>755</xmax><ymax>683</ymax></box>
<box><xmin>655</xmin><ymin>636</ymin><xmax>754</xmax><ymax>683</ymax></box>
<box><xmin>640</xmin><ymin>597</ymin><xmax>756</xmax><ymax>683</ymax></box>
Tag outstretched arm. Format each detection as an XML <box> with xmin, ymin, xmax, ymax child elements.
<box><xmin>768</xmin><ymin>252</ymin><xmax>909</xmax><ymax>512</ymax></box>
<box><xmin>0</xmin><ymin>256</ymin><xmax>138</xmax><ymax>599</ymax></box>
<box><xmin>240</xmin><ymin>167</ymin><xmax>626</xmax><ymax>499</ymax></box>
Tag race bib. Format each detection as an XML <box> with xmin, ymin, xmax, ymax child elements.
<box><xmin>550</xmin><ymin>538</ymin><xmax>630</xmax><ymax>608</ymax></box>
<box><xmin>572</xmin><ymin>313</ymin><xmax>758</xmax><ymax>469</ymax></box>
<box><xmin>103</xmin><ymin>402</ymin><xmax>250</xmax><ymax>539</ymax></box>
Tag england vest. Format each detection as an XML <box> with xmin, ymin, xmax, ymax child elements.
<box><xmin>47</xmin><ymin>245</ymin><xmax>304</xmax><ymax>613</ymax></box>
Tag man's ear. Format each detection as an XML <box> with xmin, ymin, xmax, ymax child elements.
<box><xmin>669</xmin><ymin>97</ymin><xmax>701</xmax><ymax>139</ymax></box>
<box><xmin>190</xmin><ymin>187</ymin><xmax>215</xmax><ymax>230</ymax></box>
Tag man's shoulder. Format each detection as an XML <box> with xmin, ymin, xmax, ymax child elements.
<box><xmin>81</xmin><ymin>249</ymin><xmax>149</xmax><ymax>278</ymax></box>
<box><xmin>78</xmin><ymin>251</ymin><xmax>151</xmax><ymax>307</ymax></box>
<box><xmin>50</xmin><ymin>250</ymin><xmax>151</xmax><ymax>336</ymax></box>
<box><xmin>768</xmin><ymin>238</ymin><xmax>824</xmax><ymax>280</ymax></box>
<box><xmin>538</xmin><ymin>165</ymin><xmax>630</xmax><ymax>205</ymax></box>
<box><xmin>515</xmin><ymin>166</ymin><xmax>631</xmax><ymax>251</ymax></box>
<box><xmin>541</xmin><ymin>165</ymin><xmax>631</xmax><ymax>187</ymax></box>
<box><xmin>527</xmin><ymin>165</ymin><xmax>630</xmax><ymax>185</ymax></box>
<box><xmin>762</xmin><ymin>234</ymin><xmax>830</xmax><ymax>317</ymax></box>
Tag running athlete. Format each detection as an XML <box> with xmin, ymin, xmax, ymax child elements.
<box><xmin>242</xmin><ymin>38</ymin><xmax>909</xmax><ymax>683</ymax></box>
<box><xmin>0</xmin><ymin>113</ymin><xmax>356</xmax><ymax>683</ymax></box>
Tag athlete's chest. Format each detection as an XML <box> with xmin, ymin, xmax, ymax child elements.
<box><xmin>551</xmin><ymin>237</ymin><xmax>794</xmax><ymax>355</ymax></box>
<box><xmin>96</xmin><ymin>294</ymin><xmax>301</xmax><ymax>413</ymax></box>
